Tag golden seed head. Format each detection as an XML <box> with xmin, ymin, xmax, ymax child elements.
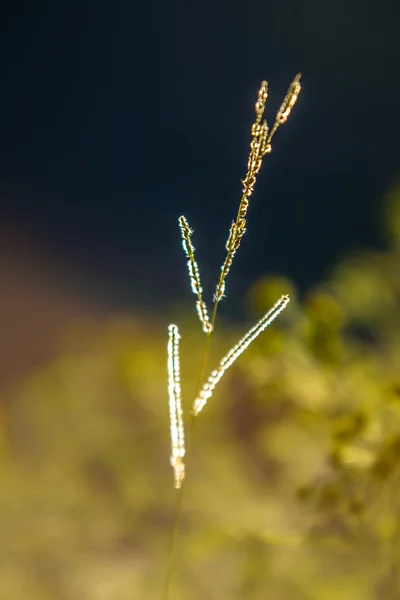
<box><xmin>251</xmin><ymin>122</ymin><xmax>262</xmax><ymax>137</ymax></box>
<box><xmin>254</xmin><ymin>81</ymin><xmax>268</xmax><ymax>125</ymax></box>
<box><xmin>276</xmin><ymin>73</ymin><xmax>302</xmax><ymax>125</ymax></box>
<box><xmin>256</xmin><ymin>81</ymin><xmax>268</xmax><ymax>107</ymax></box>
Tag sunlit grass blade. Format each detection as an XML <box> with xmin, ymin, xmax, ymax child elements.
<box><xmin>193</xmin><ymin>294</ymin><xmax>290</xmax><ymax>414</ymax></box>
<box><xmin>167</xmin><ymin>324</ymin><xmax>185</xmax><ymax>488</ymax></box>
<box><xmin>179</xmin><ymin>215</ymin><xmax>213</xmax><ymax>333</ymax></box>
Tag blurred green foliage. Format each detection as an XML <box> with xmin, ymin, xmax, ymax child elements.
<box><xmin>1</xmin><ymin>181</ymin><xmax>400</xmax><ymax>599</ymax></box>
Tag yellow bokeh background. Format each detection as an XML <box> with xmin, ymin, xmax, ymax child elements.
<box><xmin>1</xmin><ymin>180</ymin><xmax>400</xmax><ymax>599</ymax></box>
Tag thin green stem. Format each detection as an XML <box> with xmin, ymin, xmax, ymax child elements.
<box><xmin>162</xmin><ymin>415</ymin><xmax>194</xmax><ymax>600</ymax></box>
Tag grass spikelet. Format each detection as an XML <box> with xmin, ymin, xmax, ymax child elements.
<box><xmin>167</xmin><ymin>324</ymin><xmax>185</xmax><ymax>489</ymax></box>
<box><xmin>242</xmin><ymin>80</ymin><xmax>270</xmax><ymax>199</ymax></box>
<box><xmin>276</xmin><ymin>72</ymin><xmax>302</xmax><ymax>125</ymax></box>
<box><xmin>267</xmin><ymin>73</ymin><xmax>302</xmax><ymax>145</ymax></box>
<box><xmin>193</xmin><ymin>294</ymin><xmax>290</xmax><ymax>415</ymax></box>
<box><xmin>213</xmin><ymin>220</ymin><xmax>241</xmax><ymax>302</ymax></box>
<box><xmin>179</xmin><ymin>215</ymin><xmax>212</xmax><ymax>334</ymax></box>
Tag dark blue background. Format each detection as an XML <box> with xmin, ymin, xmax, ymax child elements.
<box><xmin>0</xmin><ymin>1</ymin><xmax>398</xmax><ymax>314</ymax></box>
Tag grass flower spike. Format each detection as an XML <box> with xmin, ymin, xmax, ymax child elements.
<box><xmin>276</xmin><ymin>72</ymin><xmax>302</xmax><ymax>124</ymax></box>
<box><xmin>267</xmin><ymin>73</ymin><xmax>302</xmax><ymax>144</ymax></box>
<box><xmin>179</xmin><ymin>215</ymin><xmax>212</xmax><ymax>334</ymax></box>
<box><xmin>193</xmin><ymin>294</ymin><xmax>290</xmax><ymax>415</ymax></box>
<box><xmin>241</xmin><ymin>80</ymin><xmax>271</xmax><ymax>200</ymax></box>
<box><xmin>167</xmin><ymin>324</ymin><xmax>185</xmax><ymax>489</ymax></box>
<box><xmin>214</xmin><ymin>75</ymin><xmax>301</xmax><ymax>304</ymax></box>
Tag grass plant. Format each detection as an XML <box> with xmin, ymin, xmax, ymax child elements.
<box><xmin>163</xmin><ymin>74</ymin><xmax>302</xmax><ymax>599</ymax></box>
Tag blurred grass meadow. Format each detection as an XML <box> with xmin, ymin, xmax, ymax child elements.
<box><xmin>1</xmin><ymin>181</ymin><xmax>400</xmax><ymax>599</ymax></box>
